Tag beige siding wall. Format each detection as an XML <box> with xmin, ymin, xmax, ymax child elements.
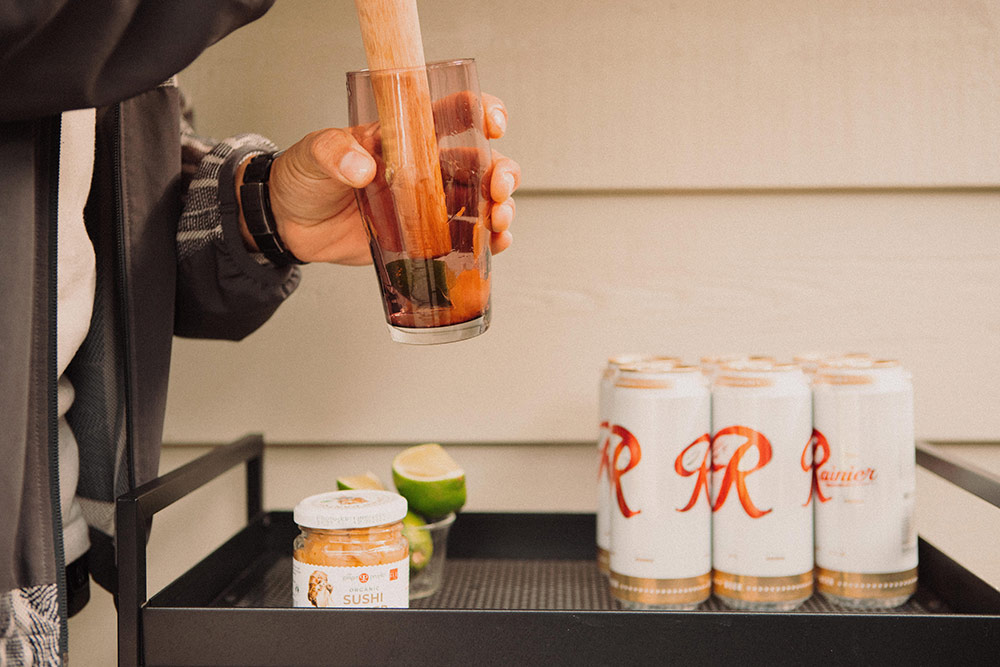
<box><xmin>168</xmin><ymin>0</ymin><xmax>1000</xmax><ymax>444</ymax></box>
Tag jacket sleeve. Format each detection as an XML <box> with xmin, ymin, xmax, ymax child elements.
<box><xmin>174</xmin><ymin>107</ymin><xmax>300</xmax><ymax>341</ymax></box>
<box><xmin>0</xmin><ymin>0</ymin><xmax>274</xmax><ymax>121</ymax></box>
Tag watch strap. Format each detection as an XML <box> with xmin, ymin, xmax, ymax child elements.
<box><xmin>239</xmin><ymin>151</ymin><xmax>305</xmax><ymax>266</ymax></box>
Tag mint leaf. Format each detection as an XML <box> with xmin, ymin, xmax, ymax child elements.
<box><xmin>384</xmin><ymin>259</ymin><xmax>451</xmax><ymax>307</ymax></box>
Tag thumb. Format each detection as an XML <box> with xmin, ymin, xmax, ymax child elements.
<box><xmin>296</xmin><ymin>127</ymin><xmax>376</xmax><ymax>189</ymax></box>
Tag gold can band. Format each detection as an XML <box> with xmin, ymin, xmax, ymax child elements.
<box><xmin>714</xmin><ymin>376</ymin><xmax>773</xmax><ymax>388</ymax></box>
<box><xmin>813</xmin><ymin>374</ymin><xmax>875</xmax><ymax>386</ymax></box>
<box><xmin>614</xmin><ymin>378</ymin><xmax>673</xmax><ymax>389</ymax></box>
<box><xmin>713</xmin><ymin>570</ymin><xmax>814</xmax><ymax>603</ymax></box>
<box><xmin>597</xmin><ymin>547</ymin><xmax>610</xmax><ymax>574</ymax></box>
<box><xmin>609</xmin><ymin>571</ymin><xmax>711</xmax><ymax>606</ymax></box>
<box><xmin>816</xmin><ymin>567</ymin><xmax>918</xmax><ymax>599</ymax></box>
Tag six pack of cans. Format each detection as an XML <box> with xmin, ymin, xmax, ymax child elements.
<box><xmin>596</xmin><ymin>352</ymin><xmax>917</xmax><ymax>611</ymax></box>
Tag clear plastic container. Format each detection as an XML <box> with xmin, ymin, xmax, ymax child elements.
<box><xmin>408</xmin><ymin>512</ymin><xmax>456</xmax><ymax>600</ymax></box>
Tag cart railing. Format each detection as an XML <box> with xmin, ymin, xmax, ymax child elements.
<box><xmin>116</xmin><ymin>433</ymin><xmax>264</xmax><ymax>667</ymax></box>
<box><xmin>916</xmin><ymin>441</ymin><xmax>1000</xmax><ymax>508</ymax></box>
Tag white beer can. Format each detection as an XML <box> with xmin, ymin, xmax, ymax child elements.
<box><xmin>812</xmin><ymin>359</ymin><xmax>917</xmax><ymax>608</ymax></box>
<box><xmin>608</xmin><ymin>364</ymin><xmax>712</xmax><ymax>609</ymax></box>
<box><xmin>711</xmin><ymin>363</ymin><xmax>814</xmax><ymax>610</ymax></box>
<box><xmin>597</xmin><ymin>355</ymin><xmax>680</xmax><ymax>576</ymax></box>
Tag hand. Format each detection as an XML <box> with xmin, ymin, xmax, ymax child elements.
<box><xmin>235</xmin><ymin>93</ymin><xmax>521</xmax><ymax>266</ymax></box>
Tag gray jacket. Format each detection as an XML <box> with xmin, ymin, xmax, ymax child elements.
<box><xmin>0</xmin><ymin>2</ymin><xmax>296</xmax><ymax>663</ymax></box>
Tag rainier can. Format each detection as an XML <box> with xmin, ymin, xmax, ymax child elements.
<box><xmin>711</xmin><ymin>363</ymin><xmax>814</xmax><ymax>610</ymax></box>
<box><xmin>812</xmin><ymin>360</ymin><xmax>917</xmax><ymax>608</ymax></box>
<box><xmin>597</xmin><ymin>355</ymin><xmax>679</xmax><ymax>576</ymax></box>
<box><xmin>608</xmin><ymin>364</ymin><xmax>712</xmax><ymax>609</ymax></box>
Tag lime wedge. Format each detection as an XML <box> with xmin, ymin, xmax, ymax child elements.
<box><xmin>402</xmin><ymin>511</ymin><xmax>434</xmax><ymax>573</ymax></box>
<box><xmin>392</xmin><ymin>444</ymin><xmax>466</xmax><ymax>519</ymax></box>
<box><xmin>336</xmin><ymin>471</ymin><xmax>386</xmax><ymax>491</ymax></box>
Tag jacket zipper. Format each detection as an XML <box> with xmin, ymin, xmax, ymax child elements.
<box><xmin>46</xmin><ymin>114</ymin><xmax>70</xmax><ymax>661</ymax></box>
<box><xmin>112</xmin><ymin>103</ymin><xmax>137</xmax><ymax>491</ymax></box>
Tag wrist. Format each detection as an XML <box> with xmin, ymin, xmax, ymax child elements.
<box><xmin>237</xmin><ymin>151</ymin><xmax>306</xmax><ymax>266</ymax></box>
<box><xmin>234</xmin><ymin>155</ymin><xmax>258</xmax><ymax>252</ymax></box>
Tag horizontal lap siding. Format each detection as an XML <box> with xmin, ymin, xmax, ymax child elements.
<box><xmin>167</xmin><ymin>192</ymin><xmax>1000</xmax><ymax>441</ymax></box>
<box><xmin>180</xmin><ymin>0</ymin><xmax>1000</xmax><ymax>189</ymax></box>
<box><xmin>169</xmin><ymin>1</ymin><xmax>1000</xmax><ymax>442</ymax></box>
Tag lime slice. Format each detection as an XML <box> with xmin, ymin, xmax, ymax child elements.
<box><xmin>402</xmin><ymin>511</ymin><xmax>434</xmax><ymax>573</ymax></box>
<box><xmin>336</xmin><ymin>471</ymin><xmax>386</xmax><ymax>491</ymax></box>
<box><xmin>392</xmin><ymin>444</ymin><xmax>466</xmax><ymax>519</ymax></box>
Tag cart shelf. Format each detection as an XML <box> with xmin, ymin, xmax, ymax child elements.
<box><xmin>117</xmin><ymin>436</ymin><xmax>1000</xmax><ymax>666</ymax></box>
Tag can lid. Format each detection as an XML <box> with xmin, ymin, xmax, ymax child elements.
<box><xmin>619</xmin><ymin>362</ymin><xmax>699</xmax><ymax>374</ymax></box>
<box><xmin>293</xmin><ymin>490</ymin><xmax>408</xmax><ymax>530</ymax></box>
<box><xmin>818</xmin><ymin>356</ymin><xmax>889</xmax><ymax>371</ymax></box>
<box><xmin>608</xmin><ymin>354</ymin><xmax>680</xmax><ymax>369</ymax></box>
<box><xmin>719</xmin><ymin>358</ymin><xmax>792</xmax><ymax>373</ymax></box>
<box><xmin>701</xmin><ymin>354</ymin><xmax>744</xmax><ymax>366</ymax></box>
<box><xmin>714</xmin><ymin>362</ymin><xmax>808</xmax><ymax>388</ymax></box>
<box><xmin>814</xmin><ymin>359</ymin><xmax>907</xmax><ymax>384</ymax></box>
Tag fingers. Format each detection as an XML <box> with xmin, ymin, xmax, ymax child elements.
<box><xmin>432</xmin><ymin>90</ymin><xmax>482</xmax><ymax>137</ymax></box>
<box><xmin>288</xmin><ymin>128</ymin><xmax>376</xmax><ymax>188</ymax></box>
<box><xmin>490</xmin><ymin>152</ymin><xmax>521</xmax><ymax>202</ymax></box>
<box><xmin>482</xmin><ymin>93</ymin><xmax>507</xmax><ymax>138</ymax></box>
<box><xmin>431</xmin><ymin>91</ymin><xmax>508</xmax><ymax>139</ymax></box>
<box><xmin>440</xmin><ymin>146</ymin><xmax>490</xmax><ymax>184</ymax></box>
<box><xmin>490</xmin><ymin>230</ymin><xmax>513</xmax><ymax>255</ymax></box>
<box><xmin>491</xmin><ymin>198</ymin><xmax>515</xmax><ymax>234</ymax></box>
<box><xmin>486</xmin><ymin>149</ymin><xmax>520</xmax><ymax>255</ymax></box>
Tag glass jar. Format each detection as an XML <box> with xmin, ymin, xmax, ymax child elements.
<box><xmin>292</xmin><ymin>490</ymin><xmax>409</xmax><ymax>608</ymax></box>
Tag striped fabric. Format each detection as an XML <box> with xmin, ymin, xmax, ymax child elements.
<box><xmin>0</xmin><ymin>585</ymin><xmax>60</xmax><ymax>667</ymax></box>
<box><xmin>178</xmin><ymin>100</ymin><xmax>276</xmax><ymax>264</ymax></box>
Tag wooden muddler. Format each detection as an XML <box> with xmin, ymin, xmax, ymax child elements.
<box><xmin>355</xmin><ymin>0</ymin><xmax>451</xmax><ymax>259</ymax></box>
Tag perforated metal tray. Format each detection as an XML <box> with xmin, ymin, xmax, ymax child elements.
<box><xmin>229</xmin><ymin>552</ymin><xmax>945</xmax><ymax>614</ymax></box>
<box><xmin>117</xmin><ymin>437</ymin><xmax>1000</xmax><ymax>666</ymax></box>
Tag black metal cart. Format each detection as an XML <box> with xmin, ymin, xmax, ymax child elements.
<box><xmin>117</xmin><ymin>435</ymin><xmax>1000</xmax><ymax>666</ymax></box>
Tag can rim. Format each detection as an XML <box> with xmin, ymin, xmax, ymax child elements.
<box><xmin>618</xmin><ymin>362</ymin><xmax>699</xmax><ymax>375</ymax></box>
<box><xmin>608</xmin><ymin>354</ymin><xmax>681</xmax><ymax>368</ymax></box>
<box><xmin>817</xmin><ymin>358</ymin><xmax>900</xmax><ymax>371</ymax></box>
<box><xmin>718</xmin><ymin>361</ymin><xmax>800</xmax><ymax>373</ymax></box>
<box><xmin>701</xmin><ymin>354</ymin><xmax>774</xmax><ymax>365</ymax></box>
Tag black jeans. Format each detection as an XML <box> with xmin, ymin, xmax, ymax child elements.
<box><xmin>66</xmin><ymin>552</ymin><xmax>90</xmax><ymax>617</ymax></box>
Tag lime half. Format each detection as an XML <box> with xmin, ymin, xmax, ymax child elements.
<box><xmin>336</xmin><ymin>471</ymin><xmax>386</xmax><ymax>491</ymax></box>
<box><xmin>392</xmin><ymin>444</ymin><xmax>466</xmax><ymax>519</ymax></box>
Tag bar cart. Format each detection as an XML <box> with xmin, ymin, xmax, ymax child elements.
<box><xmin>117</xmin><ymin>435</ymin><xmax>1000</xmax><ymax>666</ymax></box>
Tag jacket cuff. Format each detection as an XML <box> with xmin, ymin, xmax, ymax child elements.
<box><xmin>179</xmin><ymin>133</ymin><xmax>297</xmax><ymax>287</ymax></box>
<box><xmin>176</xmin><ymin>133</ymin><xmax>300</xmax><ymax>340</ymax></box>
<box><xmin>217</xmin><ymin>143</ymin><xmax>295</xmax><ymax>282</ymax></box>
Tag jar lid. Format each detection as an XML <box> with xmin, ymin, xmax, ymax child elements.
<box><xmin>293</xmin><ymin>490</ymin><xmax>408</xmax><ymax>530</ymax></box>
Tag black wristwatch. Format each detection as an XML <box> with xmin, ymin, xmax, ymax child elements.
<box><xmin>239</xmin><ymin>151</ymin><xmax>305</xmax><ymax>266</ymax></box>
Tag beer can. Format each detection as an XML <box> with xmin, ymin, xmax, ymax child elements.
<box><xmin>608</xmin><ymin>364</ymin><xmax>712</xmax><ymax>610</ymax></box>
<box><xmin>711</xmin><ymin>363</ymin><xmax>814</xmax><ymax>610</ymax></box>
<box><xmin>812</xmin><ymin>359</ymin><xmax>917</xmax><ymax>608</ymax></box>
<box><xmin>597</xmin><ymin>355</ymin><xmax>680</xmax><ymax>575</ymax></box>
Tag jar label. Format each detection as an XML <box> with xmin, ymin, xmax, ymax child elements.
<box><xmin>292</xmin><ymin>556</ymin><xmax>409</xmax><ymax>608</ymax></box>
